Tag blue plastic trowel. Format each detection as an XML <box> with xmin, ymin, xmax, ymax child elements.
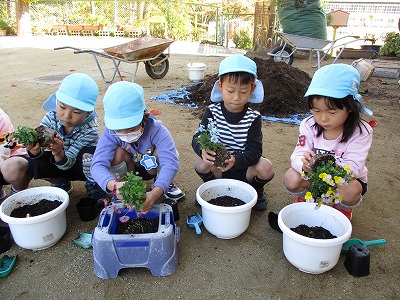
<box><xmin>187</xmin><ymin>212</ymin><xmax>203</xmax><ymax>234</ymax></box>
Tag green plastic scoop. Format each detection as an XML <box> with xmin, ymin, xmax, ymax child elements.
<box><xmin>341</xmin><ymin>238</ymin><xmax>386</xmax><ymax>253</ymax></box>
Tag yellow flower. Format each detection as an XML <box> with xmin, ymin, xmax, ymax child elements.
<box><xmin>334</xmin><ymin>176</ymin><xmax>343</xmax><ymax>184</ymax></box>
<box><xmin>327</xmin><ymin>187</ymin><xmax>333</xmax><ymax>195</ymax></box>
<box><xmin>305</xmin><ymin>191</ymin><xmax>313</xmax><ymax>200</ymax></box>
<box><xmin>344</xmin><ymin>165</ymin><xmax>351</xmax><ymax>173</ymax></box>
<box><xmin>319</xmin><ymin>172</ymin><xmax>327</xmax><ymax>181</ymax></box>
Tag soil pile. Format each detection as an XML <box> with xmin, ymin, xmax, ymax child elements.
<box><xmin>187</xmin><ymin>57</ymin><xmax>312</xmax><ymax>118</ymax></box>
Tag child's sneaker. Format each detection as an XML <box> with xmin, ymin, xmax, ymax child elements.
<box><xmin>333</xmin><ymin>204</ymin><xmax>353</xmax><ymax>221</ymax></box>
<box><xmin>52</xmin><ymin>179</ymin><xmax>73</xmax><ymax>193</ymax></box>
<box><xmin>164</xmin><ymin>183</ymin><xmax>185</xmax><ymax>200</ymax></box>
<box><xmin>268</xmin><ymin>211</ymin><xmax>282</xmax><ymax>233</ymax></box>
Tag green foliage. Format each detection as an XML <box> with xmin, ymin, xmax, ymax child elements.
<box><xmin>118</xmin><ymin>172</ymin><xmax>147</xmax><ymax>211</ymax></box>
<box><xmin>306</xmin><ymin>159</ymin><xmax>353</xmax><ymax>207</ymax></box>
<box><xmin>379</xmin><ymin>32</ymin><xmax>400</xmax><ymax>58</ymax></box>
<box><xmin>195</xmin><ymin>118</ymin><xmax>226</xmax><ymax>152</ymax></box>
<box><xmin>233</xmin><ymin>30</ymin><xmax>253</xmax><ymax>50</ymax></box>
<box><xmin>0</xmin><ymin>19</ymin><xmax>10</xmax><ymax>30</ymax></box>
<box><xmin>12</xmin><ymin>126</ymin><xmax>39</xmax><ymax>147</ymax></box>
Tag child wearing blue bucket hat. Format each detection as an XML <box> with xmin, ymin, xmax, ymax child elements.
<box><xmin>11</xmin><ymin>73</ymin><xmax>106</xmax><ymax>201</ymax></box>
<box><xmin>192</xmin><ymin>54</ymin><xmax>275</xmax><ymax>211</ymax></box>
<box><xmin>91</xmin><ymin>81</ymin><xmax>183</xmax><ymax>214</ymax></box>
<box><xmin>281</xmin><ymin>64</ymin><xmax>373</xmax><ymax>221</ymax></box>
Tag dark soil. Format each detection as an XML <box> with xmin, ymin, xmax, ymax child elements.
<box><xmin>209</xmin><ymin>195</ymin><xmax>246</xmax><ymax>207</ymax></box>
<box><xmin>116</xmin><ymin>217</ymin><xmax>159</xmax><ymax>234</ymax></box>
<box><xmin>214</xmin><ymin>147</ymin><xmax>231</xmax><ymax>167</ymax></box>
<box><xmin>35</xmin><ymin>125</ymin><xmax>56</xmax><ymax>147</ymax></box>
<box><xmin>291</xmin><ymin>224</ymin><xmax>337</xmax><ymax>239</ymax></box>
<box><xmin>10</xmin><ymin>199</ymin><xmax>62</xmax><ymax>218</ymax></box>
<box><xmin>187</xmin><ymin>57</ymin><xmax>312</xmax><ymax>118</ymax></box>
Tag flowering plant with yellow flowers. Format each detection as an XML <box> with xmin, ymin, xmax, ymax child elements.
<box><xmin>302</xmin><ymin>154</ymin><xmax>354</xmax><ymax>208</ymax></box>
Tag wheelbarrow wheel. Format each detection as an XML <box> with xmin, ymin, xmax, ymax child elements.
<box><xmin>145</xmin><ymin>53</ymin><xmax>169</xmax><ymax>79</ymax></box>
<box><xmin>269</xmin><ymin>45</ymin><xmax>294</xmax><ymax>65</ymax></box>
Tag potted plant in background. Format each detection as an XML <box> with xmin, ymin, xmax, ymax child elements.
<box><xmin>0</xmin><ymin>19</ymin><xmax>10</xmax><ymax>36</ymax></box>
<box><xmin>379</xmin><ymin>32</ymin><xmax>400</xmax><ymax>59</ymax></box>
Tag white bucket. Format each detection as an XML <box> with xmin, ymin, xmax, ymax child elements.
<box><xmin>187</xmin><ymin>63</ymin><xmax>206</xmax><ymax>82</ymax></box>
<box><xmin>351</xmin><ymin>59</ymin><xmax>375</xmax><ymax>82</ymax></box>
<box><xmin>196</xmin><ymin>179</ymin><xmax>257</xmax><ymax>239</ymax></box>
<box><xmin>278</xmin><ymin>202</ymin><xmax>352</xmax><ymax>274</ymax></box>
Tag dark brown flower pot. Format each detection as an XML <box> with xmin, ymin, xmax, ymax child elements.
<box><xmin>76</xmin><ymin>197</ymin><xmax>98</xmax><ymax>222</ymax></box>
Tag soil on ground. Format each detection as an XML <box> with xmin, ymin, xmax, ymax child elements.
<box><xmin>187</xmin><ymin>57</ymin><xmax>312</xmax><ymax>118</ymax></box>
<box><xmin>291</xmin><ymin>224</ymin><xmax>337</xmax><ymax>239</ymax></box>
<box><xmin>10</xmin><ymin>200</ymin><xmax>62</xmax><ymax>218</ymax></box>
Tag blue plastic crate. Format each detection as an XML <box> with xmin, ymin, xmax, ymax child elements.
<box><xmin>92</xmin><ymin>203</ymin><xmax>179</xmax><ymax>279</ymax></box>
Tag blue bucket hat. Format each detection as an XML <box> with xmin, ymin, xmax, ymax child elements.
<box><xmin>304</xmin><ymin>64</ymin><xmax>373</xmax><ymax>115</ymax></box>
<box><xmin>103</xmin><ymin>81</ymin><xmax>146</xmax><ymax>130</ymax></box>
<box><xmin>210</xmin><ymin>54</ymin><xmax>264</xmax><ymax>103</ymax></box>
<box><xmin>43</xmin><ymin>73</ymin><xmax>99</xmax><ymax>113</ymax></box>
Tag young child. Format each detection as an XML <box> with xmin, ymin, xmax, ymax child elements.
<box><xmin>90</xmin><ymin>81</ymin><xmax>183</xmax><ymax>214</ymax></box>
<box><xmin>0</xmin><ymin>108</ymin><xmax>29</xmax><ymax>201</ymax></box>
<box><xmin>15</xmin><ymin>73</ymin><xmax>106</xmax><ymax>200</ymax></box>
<box><xmin>283</xmin><ymin>64</ymin><xmax>373</xmax><ymax>221</ymax></box>
<box><xmin>192</xmin><ymin>54</ymin><xmax>275</xmax><ymax>211</ymax></box>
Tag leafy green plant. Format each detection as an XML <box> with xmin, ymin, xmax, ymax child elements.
<box><xmin>195</xmin><ymin>118</ymin><xmax>225</xmax><ymax>152</ymax></box>
<box><xmin>195</xmin><ymin>118</ymin><xmax>231</xmax><ymax>167</ymax></box>
<box><xmin>11</xmin><ymin>126</ymin><xmax>39</xmax><ymax>147</ymax></box>
<box><xmin>115</xmin><ymin>172</ymin><xmax>147</xmax><ymax>222</ymax></box>
<box><xmin>379</xmin><ymin>32</ymin><xmax>400</xmax><ymax>58</ymax></box>
<box><xmin>302</xmin><ymin>155</ymin><xmax>354</xmax><ymax>208</ymax></box>
<box><xmin>233</xmin><ymin>29</ymin><xmax>253</xmax><ymax>50</ymax></box>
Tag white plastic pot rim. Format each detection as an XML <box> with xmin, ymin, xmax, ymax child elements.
<box><xmin>0</xmin><ymin>187</ymin><xmax>69</xmax><ymax>225</ymax></box>
<box><xmin>278</xmin><ymin>202</ymin><xmax>352</xmax><ymax>247</ymax></box>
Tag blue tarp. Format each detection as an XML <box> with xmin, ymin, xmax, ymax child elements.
<box><xmin>151</xmin><ymin>84</ymin><xmax>309</xmax><ymax>125</ymax></box>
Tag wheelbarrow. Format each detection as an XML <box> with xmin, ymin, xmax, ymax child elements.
<box><xmin>55</xmin><ymin>36</ymin><xmax>174</xmax><ymax>83</ymax></box>
<box><xmin>268</xmin><ymin>31</ymin><xmax>375</xmax><ymax>68</ymax></box>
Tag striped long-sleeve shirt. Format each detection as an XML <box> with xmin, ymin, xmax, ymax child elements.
<box><xmin>192</xmin><ymin>102</ymin><xmax>263</xmax><ymax>169</ymax></box>
<box><xmin>28</xmin><ymin>111</ymin><xmax>99</xmax><ymax>170</ymax></box>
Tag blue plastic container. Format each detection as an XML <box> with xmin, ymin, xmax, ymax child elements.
<box><xmin>92</xmin><ymin>203</ymin><xmax>179</xmax><ymax>279</ymax></box>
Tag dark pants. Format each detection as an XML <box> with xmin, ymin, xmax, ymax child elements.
<box><xmin>28</xmin><ymin>146</ymin><xmax>95</xmax><ymax>181</ymax></box>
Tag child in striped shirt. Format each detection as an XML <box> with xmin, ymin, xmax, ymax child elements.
<box><xmin>192</xmin><ymin>55</ymin><xmax>275</xmax><ymax>211</ymax></box>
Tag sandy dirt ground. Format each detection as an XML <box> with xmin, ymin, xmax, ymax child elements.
<box><xmin>0</xmin><ymin>36</ymin><xmax>399</xmax><ymax>300</ymax></box>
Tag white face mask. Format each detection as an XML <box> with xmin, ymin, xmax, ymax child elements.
<box><xmin>117</xmin><ymin>129</ymin><xmax>143</xmax><ymax>143</ymax></box>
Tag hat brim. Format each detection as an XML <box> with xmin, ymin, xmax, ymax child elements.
<box><xmin>42</xmin><ymin>93</ymin><xmax>98</xmax><ymax>118</ymax></box>
<box><xmin>104</xmin><ymin>113</ymin><xmax>143</xmax><ymax>130</ymax></box>
<box><xmin>210</xmin><ymin>79</ymin><xmax>264</xmax><ymax>104</ymax></box>
<box><xmin>56</xmin><ymin>90</ymin><xmax>94</xmax><ymax>112</ymax></box>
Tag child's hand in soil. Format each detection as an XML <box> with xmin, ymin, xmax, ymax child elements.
<box><xmin>217</xmin><ymin>155</ymin><xmax>235</xmax><ymax>172</ymax></box>
<box><xmin>301</xmin><ymin>150</ymin><xmax>315</xmax><ymax>173</ymax></box>
<box><xmin>201</xmin><ymin>148</ymin><xmax>216</xmax><ymax>165</ymax></box>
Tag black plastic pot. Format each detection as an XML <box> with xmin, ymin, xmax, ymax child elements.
<box><xmin>76</xmin><ymin>197</ymin><xmax>98</xmax><ymax>222</ymax></box>
<box><xmin>0</xmin><ymin>226</ymin><xmax>12</xmax><ymax>253</ymax></box>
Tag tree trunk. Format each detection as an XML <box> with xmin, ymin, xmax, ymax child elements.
<box><xmin>16</xmin><ymin>0</ymin><xmax>30</xmax><ymax>36</ymax></box>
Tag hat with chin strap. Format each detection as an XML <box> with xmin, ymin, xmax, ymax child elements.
<box><xmin>304</xmin><ymin>64</ymin><xmax>373</xmax><ymax>115</ymax></box>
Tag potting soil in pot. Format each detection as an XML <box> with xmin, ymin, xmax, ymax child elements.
<box><xmin>10</xmin><ymin>200</ymin><xmax>62</xmax><ymax>218</ymax></box>
<box><xmin>291</xmin><ymin>224</ymin><xmax>337</xmax><ymax>239</ymax></box>
<box><xmin>208</xmin><ymin>196</ymin><xmax>245</xmax><ymax>207</ymax></box>
<box><xmin>116</xmin><ymin>217</ymin><xmax>159</xmax><ymax>234</ymax></box>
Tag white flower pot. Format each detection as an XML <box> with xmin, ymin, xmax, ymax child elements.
<box><xmin>0</xmin><ymin>187</ymin><xmax>69</xmax><ymax>250</ymax></box>
<box><xmin>278</xmin><ymin>202</ymin><xmax>352</xmax><ymax>274</ymax></box>
<box><xmin>196</xmin><ymin>179</ymin><xmax>257</xmax><ymax>239</ymax></box>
